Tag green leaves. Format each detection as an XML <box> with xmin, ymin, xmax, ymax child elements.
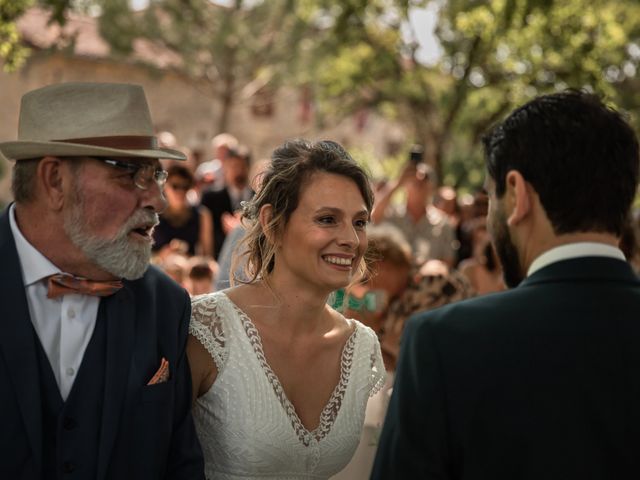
<box><xmin>0</xmin><ymin>0</ymin><xmax>33</xmax><ymax>71</ymax></box>
<box><xmin>305</xmin><ymin>0</ymin><xmax>640</xmax><ymax>190</ymax></box>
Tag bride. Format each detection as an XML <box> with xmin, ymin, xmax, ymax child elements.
<box><xmin>187</xmin><ymin>139</ymin><xmax>385</xmax><ymax>479</ymax></box>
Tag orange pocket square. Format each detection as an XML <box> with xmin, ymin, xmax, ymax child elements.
<box><xmin>147</xmin><ymin>357</ymin><xmax>170</xmax><ymax>385</ymax></box>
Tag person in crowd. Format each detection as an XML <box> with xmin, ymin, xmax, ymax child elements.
<box><xmin>214</xmin><ymin>157</ymin><xmax>271</xmax><ymax>290</ymax></box>
<box><xmin>371</xmin><ymin>161</ymin><xmax>456</xmax><ymax>268</ymax></box>
<box><xmin>458</xmin><ymin>217</ymin><xmax>505</xmax><ymax>295</ymax></box>
<box><xmin>193</xmin><ymin>159</ymin><xmax>222</xmax><ymax>200</ymax></box>
<box><xmin>154</xmin><ymin>251</ymin><xmax>191</xmax><ymax>288</ymax></box>
<box><xmin>153</xmin><ymin>164</ymin><xmax>213</xmax><ymax>257</ymax></box>
<box><xmin>196</xmin><ymin>132</ymin><xmax>239</xmax><ymax>193</ymax></box>
<box><xmin>373</xmin><ymin>90</ymin><xmax>640</xmax><ymax>479</ymax></box>
<box><xmin>187</xmin><ymin>139</ymin><xmax>385</xmax><ymax>479</ymax></box>
<box><xmin>434</xmin><ymin>185</ymin><xmax>460</xmax><ymax>227</ymax></box>
<box><xmin>214</xmin><ymin>223</ymin><xmax>247</xmax><ymax>290</ymax></box>
<box><xmin>186</xmin><ymin>256</ymin><xmax>217</xmax><ymax>296</ymax></box>
<box><xmin>200</xmin><ymin>145</ymin><xmax>254</xmax><ymax>259</ymax></box>
<box><xmin>157</xmin><ymin>131</ymin><xmax>198</xmax><ymax>174</ymax></box>
<box><xmin>455</xmin><ymin>189</ymin><xmax>490</xmax><ymax>265</ymax></box>
<box><xmin>0</xmin><ymin>82</ymin><xmax>204</xmax><ymax>479</ymax></box>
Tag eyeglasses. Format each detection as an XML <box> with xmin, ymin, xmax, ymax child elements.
<box><xmin>92</xmin><ymin>157</ymin><xmax>168</xmax><ymax>190</ymax></box>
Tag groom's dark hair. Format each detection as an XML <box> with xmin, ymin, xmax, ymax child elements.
<box><xmin>483</xmin><ymin>89</ymin><xmax>639</xmax><ymax>236</ymax></box>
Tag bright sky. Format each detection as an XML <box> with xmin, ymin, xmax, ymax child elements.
<box><xmin>407</xmin><ymin>3</ymin><xmax>443</xmax><ymax>65</ymax></box>
<box><xmin>130</xmin><ymin>0</ymin><xmax>442</xmax><ymax>65</ymax></box>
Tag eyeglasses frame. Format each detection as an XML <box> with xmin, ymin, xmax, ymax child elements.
<box><xmin>91</xmin><ymin>157</ymin><xmax>168</xmax><ymax>190</ymax></box>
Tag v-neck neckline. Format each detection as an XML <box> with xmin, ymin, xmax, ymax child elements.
<box><xmin>220</xmin><ymin>291</ymin><xmax>358</xmax><ymax>447</ymax></box>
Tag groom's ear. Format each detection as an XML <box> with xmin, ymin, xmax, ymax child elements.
<box><xmin>504</xmin><ymin>170</ymin><xmax>531</xmax><ymax>227</ymax></box>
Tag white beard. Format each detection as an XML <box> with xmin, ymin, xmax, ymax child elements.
<box><xmin>63</xmin><ymin>193</ymin><xmax>158</xmax><ymax>280</ymax></box>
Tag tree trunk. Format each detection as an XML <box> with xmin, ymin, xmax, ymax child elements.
<box><xmin>217</xmin><ymin>78</ymin><xmax>234</xmax><ymax>134</ymax></box>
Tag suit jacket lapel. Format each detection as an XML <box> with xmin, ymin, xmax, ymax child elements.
<box><xmin>0</xmin><ymin>208</ymin><xmax>43</xmax><ymax>476</ymax></box>
<box><xmin>96</xmin><ymin>284</ymin><xmax>136</xmax><ymax>480</ymax></box>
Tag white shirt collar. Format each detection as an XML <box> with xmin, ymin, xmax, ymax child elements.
<box><xmin>9</xmin><ymin>204</ymin><xmax>61</xmax><ymax>287</ymax></box>
<box><xmin>527</xmin><ymin>242</ymin><xmax>626</xmax><ymax>277</ymax></box>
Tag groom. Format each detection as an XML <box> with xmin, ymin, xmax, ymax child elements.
<box><xmin>372</xmin><ymin>90</ymin><xmax>640</xmax><ymax>478</ymax></box>
<box><xmin>0</xmin><ymin>83</ymin><xmax>204</xmax><ymax>479</ymax></box>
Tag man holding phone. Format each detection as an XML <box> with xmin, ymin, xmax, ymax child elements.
<box><xmin>371</xmin><ymin>145</ymin><xmax>456</xmax><ymax>268</ymax></box>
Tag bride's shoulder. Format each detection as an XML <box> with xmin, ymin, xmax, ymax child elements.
<box><xmin>190</xmin><ymin>291</ymin><xmax>231</xmax><ymax>325</ymax></box>
<box><xmin>191</xmin><ymin>290</ymin><xmax>227</xmax><ymax>309</ymax></box>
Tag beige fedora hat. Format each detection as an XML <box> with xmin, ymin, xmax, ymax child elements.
<box><xmin>0</xmin><ymin>82</ymin><xmax>186</xmax><ymax>161</ymax></box>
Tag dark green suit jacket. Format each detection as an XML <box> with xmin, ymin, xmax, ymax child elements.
<box><xmin>372</xmin><ymin>256</ymin><xmax>640</xmax><ymax>479</ymax></box>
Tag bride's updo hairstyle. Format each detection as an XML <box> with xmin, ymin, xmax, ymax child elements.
<box><xmin>233</xmin><ymin>139</ymin><xmax>374</xmax><ymax>285</ymax></box>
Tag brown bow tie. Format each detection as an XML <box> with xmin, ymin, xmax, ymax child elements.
<box><xmin>47</xmin><ymin>273</ymin><xmax>123</xmax><ymax>299</ymax></box>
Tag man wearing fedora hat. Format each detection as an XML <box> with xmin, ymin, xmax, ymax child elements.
<box><xmin>0</xmin><ymin>82</ymin><xmax>204</xmax><ymax>479</ymax></box>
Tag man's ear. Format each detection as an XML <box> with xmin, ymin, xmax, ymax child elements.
<box><xmin>258</xmin><ymin>204</ymin><xmax>277</xmax><ymax>245</ymax></box>
<box><xmin>504</xmin><ymin>170</ymin><xmax>531</xmax><ymax>227</ymax></box>
<box><xmin>37</xmin><ymin>156</ymin><xmax>67</xmax><ymax>211</ymax></box>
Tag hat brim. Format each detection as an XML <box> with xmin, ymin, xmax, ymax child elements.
<box><xmin>0</xmin><ymin>141</ymin><xmax>186</xmax><ymax>161</ymax></box>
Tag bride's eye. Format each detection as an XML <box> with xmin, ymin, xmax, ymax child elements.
<box><xmin>316</xmin><ymin>216</ymin><xmax>336</xmax><ymax>225</ymax></box>
<box><xmin>353</xmin><ymin>218</ymin><xmax>369</xmax><ymax>230</ymax></box>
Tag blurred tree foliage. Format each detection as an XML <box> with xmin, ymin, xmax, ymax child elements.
<box><xmin>99</xmin><ymin>0</ymin><xmax>309</xmax><ymax>134</ymax></box>
<box><xmin>77</xmin><ymin>0</ymin><xmax>640</xmax><ymax>189</ymax></box>
<box><xmin>1</xmin><ymin>0</ymin><xmax>79</xmax><ymax>72</ymax></box>
<box><xmin>0</xmin><ymin>0</ymin><xmax>34</xmax><ymax>71</ymax></box>
<box><xmin>7</xmin><ymin>0</ymin><xmax>639</xmax><ymax>190</ymax></box>
<box><xmin>301</xmin><ymin>0</ymin><xmax>640</xmax><ymax>189</ymax></box>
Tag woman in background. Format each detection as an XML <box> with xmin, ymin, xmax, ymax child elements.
<box><xmin>153</xmin><ymin>164</ymin><xmax>213</xmax><ymax>258</ymax></box>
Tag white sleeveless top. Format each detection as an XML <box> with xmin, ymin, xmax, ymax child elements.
<box><xmin>189</xmin><ymin>291</ymin><xmax>386</xmax><ymax>480</ymax></box>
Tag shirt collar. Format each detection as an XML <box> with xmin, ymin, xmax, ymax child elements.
<box><xmin>9</xmin><ymin>204</ymin><xmax>62</xmax><ymax>287</ymax></box>
<box><xmin>527</xmin><ymin>242</ymin><xmax>626</xmax><ymax>277</ymax></box>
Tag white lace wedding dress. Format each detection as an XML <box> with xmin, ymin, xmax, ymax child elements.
<box><xmin>189</xmin><ymin>291</ymin><xmax>386</xmax><ymax>480</ymax></box>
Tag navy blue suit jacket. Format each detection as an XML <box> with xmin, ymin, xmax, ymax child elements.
<box><xmin>200</xmin><ymin>186</ymin><xmax>254</xmax><ymax>260</ymax></box>
<box><xmin>0</xmin><ymin>208</ymin><xmax>204</xmax><ymax>479</ymax></box>
<box><xmin>372</xmin><ymin>256</ymin><xmax>640</xmax><ymax>479</ymax></box>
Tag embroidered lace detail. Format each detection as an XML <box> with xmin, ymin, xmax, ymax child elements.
<box><xmin>228</xmin><ymin>300</ymin><xmax>357</xmax><ymax>447</ymax></box>
<box><xmin>314</xmin><ymin>330</ymin><xmax>356</xmax><ymax>443</ymax></box>
<box><xmin>189</xmin><ymin>293</ymin><xmax>228</xmax><ymax>372</ymax></box>
<box><xmin>369</xmin><ymin>337</ymin><xmax>386</xmax><ymax>397</ymax></box>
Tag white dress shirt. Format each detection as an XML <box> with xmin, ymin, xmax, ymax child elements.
<box><xmin>10</xmin><ymin>205</ymin><xmax>100</xmax><ymax>400</ymax></box>
<box><xmin>527</xmin><ymin>242</ymin><xmax>626</xmax><ymax>277</ymax></box>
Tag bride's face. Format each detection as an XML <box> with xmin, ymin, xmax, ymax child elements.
<box><xmin>273</xmin><ymin>172</ymin><xmax>369</xmax><ymax>294</ymax></box>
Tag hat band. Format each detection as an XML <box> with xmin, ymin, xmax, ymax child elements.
<box><xmin>53</xmin><ymin>135</ymin><xmax>159</xmax><ymax>150</ymax></box>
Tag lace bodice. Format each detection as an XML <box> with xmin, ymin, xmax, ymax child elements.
<box><xmin>189</xmin><ymin>291</ymin><xmax>386</xmax><ymax>480</ymax></box>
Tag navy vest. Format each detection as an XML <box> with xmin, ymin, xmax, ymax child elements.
<box><xmin>35</xmin><ymin>302</ymin><xmax>107</xmax><ymax>479</ymax></box>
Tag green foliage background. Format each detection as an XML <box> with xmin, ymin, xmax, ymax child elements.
<box><xmin>2</xmin><ymin>0</ymin><xmax>640</xmax><ymax>192</ymax></box>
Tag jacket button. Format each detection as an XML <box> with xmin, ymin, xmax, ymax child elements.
<box><xmin>62</xmin><ymin>461</ymin><xmax>75</xmax><ymax>473</ymax></box>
